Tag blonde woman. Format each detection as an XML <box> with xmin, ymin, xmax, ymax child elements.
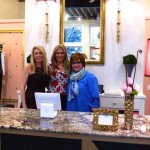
<box><xmin>48</xmin><ymin>44</ymin><xmax>70</xmax><ymax>110</ymax></box>
<box><xmin>21</xmin><ymin>46</ymin><xmax>50</xmax><ymax>109</ymax></box>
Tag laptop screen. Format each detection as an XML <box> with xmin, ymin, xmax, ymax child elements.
<box><xmin>35</xmin><ymin>92</ymin><xmax>61</xmax><ymax>110</ymax></box>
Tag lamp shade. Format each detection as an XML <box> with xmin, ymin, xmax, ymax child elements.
<box><xmin>144</xmin><ymin>38</ymin><xmax>150</xmax><ymax>77</ymax></box>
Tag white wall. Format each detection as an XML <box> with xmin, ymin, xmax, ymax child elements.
<box><xmin>25</xmin><ymin>0</ymin><xmax>60</xmax><ymax>63</ymax></box>
<box><xmin>25</xmin><ymin>0</ymin><xmax>145</xmax><ymax>94</ymax></box>
<box><xmin>86</xmin><ymin>0</ymin><xmax>145</xmax><ymax>94</ymax></box>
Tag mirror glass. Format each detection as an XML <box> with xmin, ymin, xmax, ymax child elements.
<box><xmin>60</xmin><ymin>0</ymin><xmax>105</xmax><ymax>64</ymax></box>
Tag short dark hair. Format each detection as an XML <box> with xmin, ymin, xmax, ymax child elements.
<box><xmin>70</xmin><ymin>52</ymin><xmax>86</xmax><ymax>67</ymax></box>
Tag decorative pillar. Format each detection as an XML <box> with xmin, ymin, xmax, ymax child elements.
<box><xmin>45</xmin><ymin>3</ymin><xmax>49</xmax><ymax>43</ymax></box>
<box><xmin>116</xmin><ymin>0</ymin><xmax>121</xmax><ymax>43</ymax></box>
<box><xmin>36</xmin><ymin>0</ymin><xmax>51</xmax><ymax>43</ymax></box>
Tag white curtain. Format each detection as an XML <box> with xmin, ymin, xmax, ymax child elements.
<box><xmin>102</xmin><ymin>0</ymin><xmax>145</xmax><ymax>93</ymax></box>
<box><xmin>86</xmin><ymin>0</ymin><xmax>145</xmax><ymax>93</ymax></box>
<box><xmin>25</xmin><ymin>0</ymin><xmax>60</xmax><ymax>63</ymax></box>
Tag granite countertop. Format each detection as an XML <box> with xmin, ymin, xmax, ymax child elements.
<box><xmin>0</xmin><ymin>108</ymin><xmax>150</xmax><ymax>140</ymax></box>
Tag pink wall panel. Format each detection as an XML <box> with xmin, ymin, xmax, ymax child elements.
<box><xmin>0</xmin><ymin>19</ymin><xmax>24</xmax><ymax>29</ymax></box>
<box><xmin>0</xmin><ymin>32</ymin><xmax>24</xmax><ymax>100</ymax></box>
<box><xmin>0</xmin><ymin>20</ymin><xmax>24</xmax><ymax>100</ymax></box>
<box><xmin>144</xmin><ymin>18</ymin><xmax>150</xmax><ymax>115</ymax></box>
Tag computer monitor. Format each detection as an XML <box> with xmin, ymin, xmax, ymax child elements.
<box><xmin>35</xmin><ymin>92</ymin><xmax>61</xmax><ymax>110</ymax></box>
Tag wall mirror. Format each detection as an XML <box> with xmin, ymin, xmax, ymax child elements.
<box><xmin>60</xmin><ymin>0</ymin><xmax>105</xmax><ymax>64</ymax></box>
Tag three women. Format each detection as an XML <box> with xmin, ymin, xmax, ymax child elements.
<box><xmin>21</xmin><ymin>45</ymin><xmax>100</xmax><ymax>112</ymax></box>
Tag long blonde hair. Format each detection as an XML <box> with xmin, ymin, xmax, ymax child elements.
<box><xmin>51</xmin><ymin>44</ymin><xmax>70</xmax><ymax>74</ymax></box>
<box><xmin>30</xmin><ymin>46</ymin><xmax>48</xmax><ymax>74</ymax></box>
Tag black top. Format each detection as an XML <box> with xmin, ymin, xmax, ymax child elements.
<box><xmin>0</xmin><ymin>51</ymin><xmax>3</xmax><ymax>74</ymax></box>
<box><xmin>25</xmin><ymin>68</ymin><xmax>50</xmax><ymax>109</ymax></box>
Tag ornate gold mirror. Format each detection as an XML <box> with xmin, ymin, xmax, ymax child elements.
<box><xmin>60</xmin><ymin>0</ymin><xmax>105</xmax><ymax>64</ymax></box>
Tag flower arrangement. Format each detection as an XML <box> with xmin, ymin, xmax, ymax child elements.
<box><xmin>121</xmin><ymin>49</ymin><xmax>142</xmax><ymax>97</ymax></box>
<box><xmin>121</xmin><ymin>77</ymin><xmax>140</xmax><ymax>96</ymax></box>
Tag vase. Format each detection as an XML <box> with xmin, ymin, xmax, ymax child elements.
<box><xmin>125</xmin><ymin>64</ymin><xmax>135</xmax><ymax>77</ymax></box>
<box><xmin>124</xmin><ymin>95</ymin><xmax>134</xmax><ymax>130</ymax></box>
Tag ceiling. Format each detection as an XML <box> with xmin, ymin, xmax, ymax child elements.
<box><xmin>65</xmin><ymin>7</ymin><xmax>100</xmax><ymax>20</ymax></box>
<box><xmin>65</xmin><ymin>0</ymin><xmax>100</xmax><ymax>20</ymax></box>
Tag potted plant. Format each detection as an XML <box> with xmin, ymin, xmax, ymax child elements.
<box><xmin>122</xmin><ymin>50</ymin><xmax>142</xmax><ymax>86</ymax></box>
<box><xmin>121</xmin><ymin>50</ymin><xmax>142</xmax><ymax>130</ymax></box>
<box><xmin>122</xmin><ymin>54</ymin><xmax>137</xmax><ymax>77</ymax></box>
<box><xmin>122</xmin><ymin>54</ymin><xmax>137</xmax><ymax>64</ymax></box>
<box><xmin>122</xmin><ymin>50</ymin><xmax>142</xmax><ymax>83</ymax></box>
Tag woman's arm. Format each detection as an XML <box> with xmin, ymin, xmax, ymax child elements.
<box><xmin>88</xmin><ymin>75</ymin><xmax>100</xmax><ymax>109</ymax></box>
<box><xmin>20</xmin><ymin>64</ymin><xmax>31</xmax><ymax>108</ymax></box>
<box><xmin>46</xmin><ymin>65</ymin><xmax>51</xmax><ymax>90</ymax></box>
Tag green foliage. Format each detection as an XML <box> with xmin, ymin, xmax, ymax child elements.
<box><xmin>0</xmin><ymin>44</ymin><xmax>3</xmax><ymax>51</ymax></box>
<box><xmin>131</xmin><ymin>90</ymin><xmax>138</xmax><ymax>96</ymax></box>
<box><xmin>122</xmin><ymin>54</ymin><xmax>137</xmax><ymax>64</ymax></box>
<box><xmin>26</xmin><ymin>54</ymin><xmax>31</xmax><ymax>63</ymax></box>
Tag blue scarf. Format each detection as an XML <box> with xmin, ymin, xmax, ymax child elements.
<box><xmin>68</xmin><ymin>68</ymin><xmax>86</xmax><ymax>101</ymax></box>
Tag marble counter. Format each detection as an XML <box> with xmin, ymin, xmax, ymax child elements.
<box><xmin>0</xmin><ymin>108</ymin><xmax>150</xmax><ymax>146</ymax></box>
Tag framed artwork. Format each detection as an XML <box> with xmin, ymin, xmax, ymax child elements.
<box><xmin>90</xmin><ymin>25</ymin><xmax>100</xmax><ymax>44</ymax></box>
<box><xmin>93</xmin><ymin>108</ymin><xmax>119</xmax><ymax>131</ymax></box>
<box><xmin>90</xmin><ymin>47</ymin><xmax>100</xmax><ymax>60</ymax></box>
<box><xmin>66</xmin><ymin>47</ymin><xmax>82</xmax><ymax>58</ymax></box>
<box><xmin>64</xmin><ymin>25</ymin><xmax>83</xmax><ymax>58</ymax></box>
<box><xmin>64</xmin><ymin>25</ymin><xmax>82</xmax><ymax>43</ymax></box>
<box><xmin>60</xmin><ymin>0</ymin><xmax>106</xmax><ymax>64</ymax></box>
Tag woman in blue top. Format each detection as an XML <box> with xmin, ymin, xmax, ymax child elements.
<box><xmin>67</xmin><ymin>52</ymin><xmax>100</xmax><ymax>112</ymax></box>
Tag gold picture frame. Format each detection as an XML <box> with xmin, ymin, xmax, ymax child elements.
<box><xmin>93</xmin><ymin>108</ymin><xmax>119</xmax><ymax>131</ymax></box>
<box><xmin>60</xmin><ymin>0</ymin><xmax>105</xmax><ymax>64</ymax></box>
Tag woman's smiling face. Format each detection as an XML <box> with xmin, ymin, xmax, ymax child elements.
<box><xmin>71</xmin><ymin>59</ymin><xmax>83</xmax><ymax>72</ymax></box>
<box><xmin>55</xmin><ymin>48</ymin><xmax>65</xmax><ymax>63</ymax></box>
<box><xmin>33</xmin><ymin>48</ymin><xmax>43</xmax><ymax>63</ymax></box>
